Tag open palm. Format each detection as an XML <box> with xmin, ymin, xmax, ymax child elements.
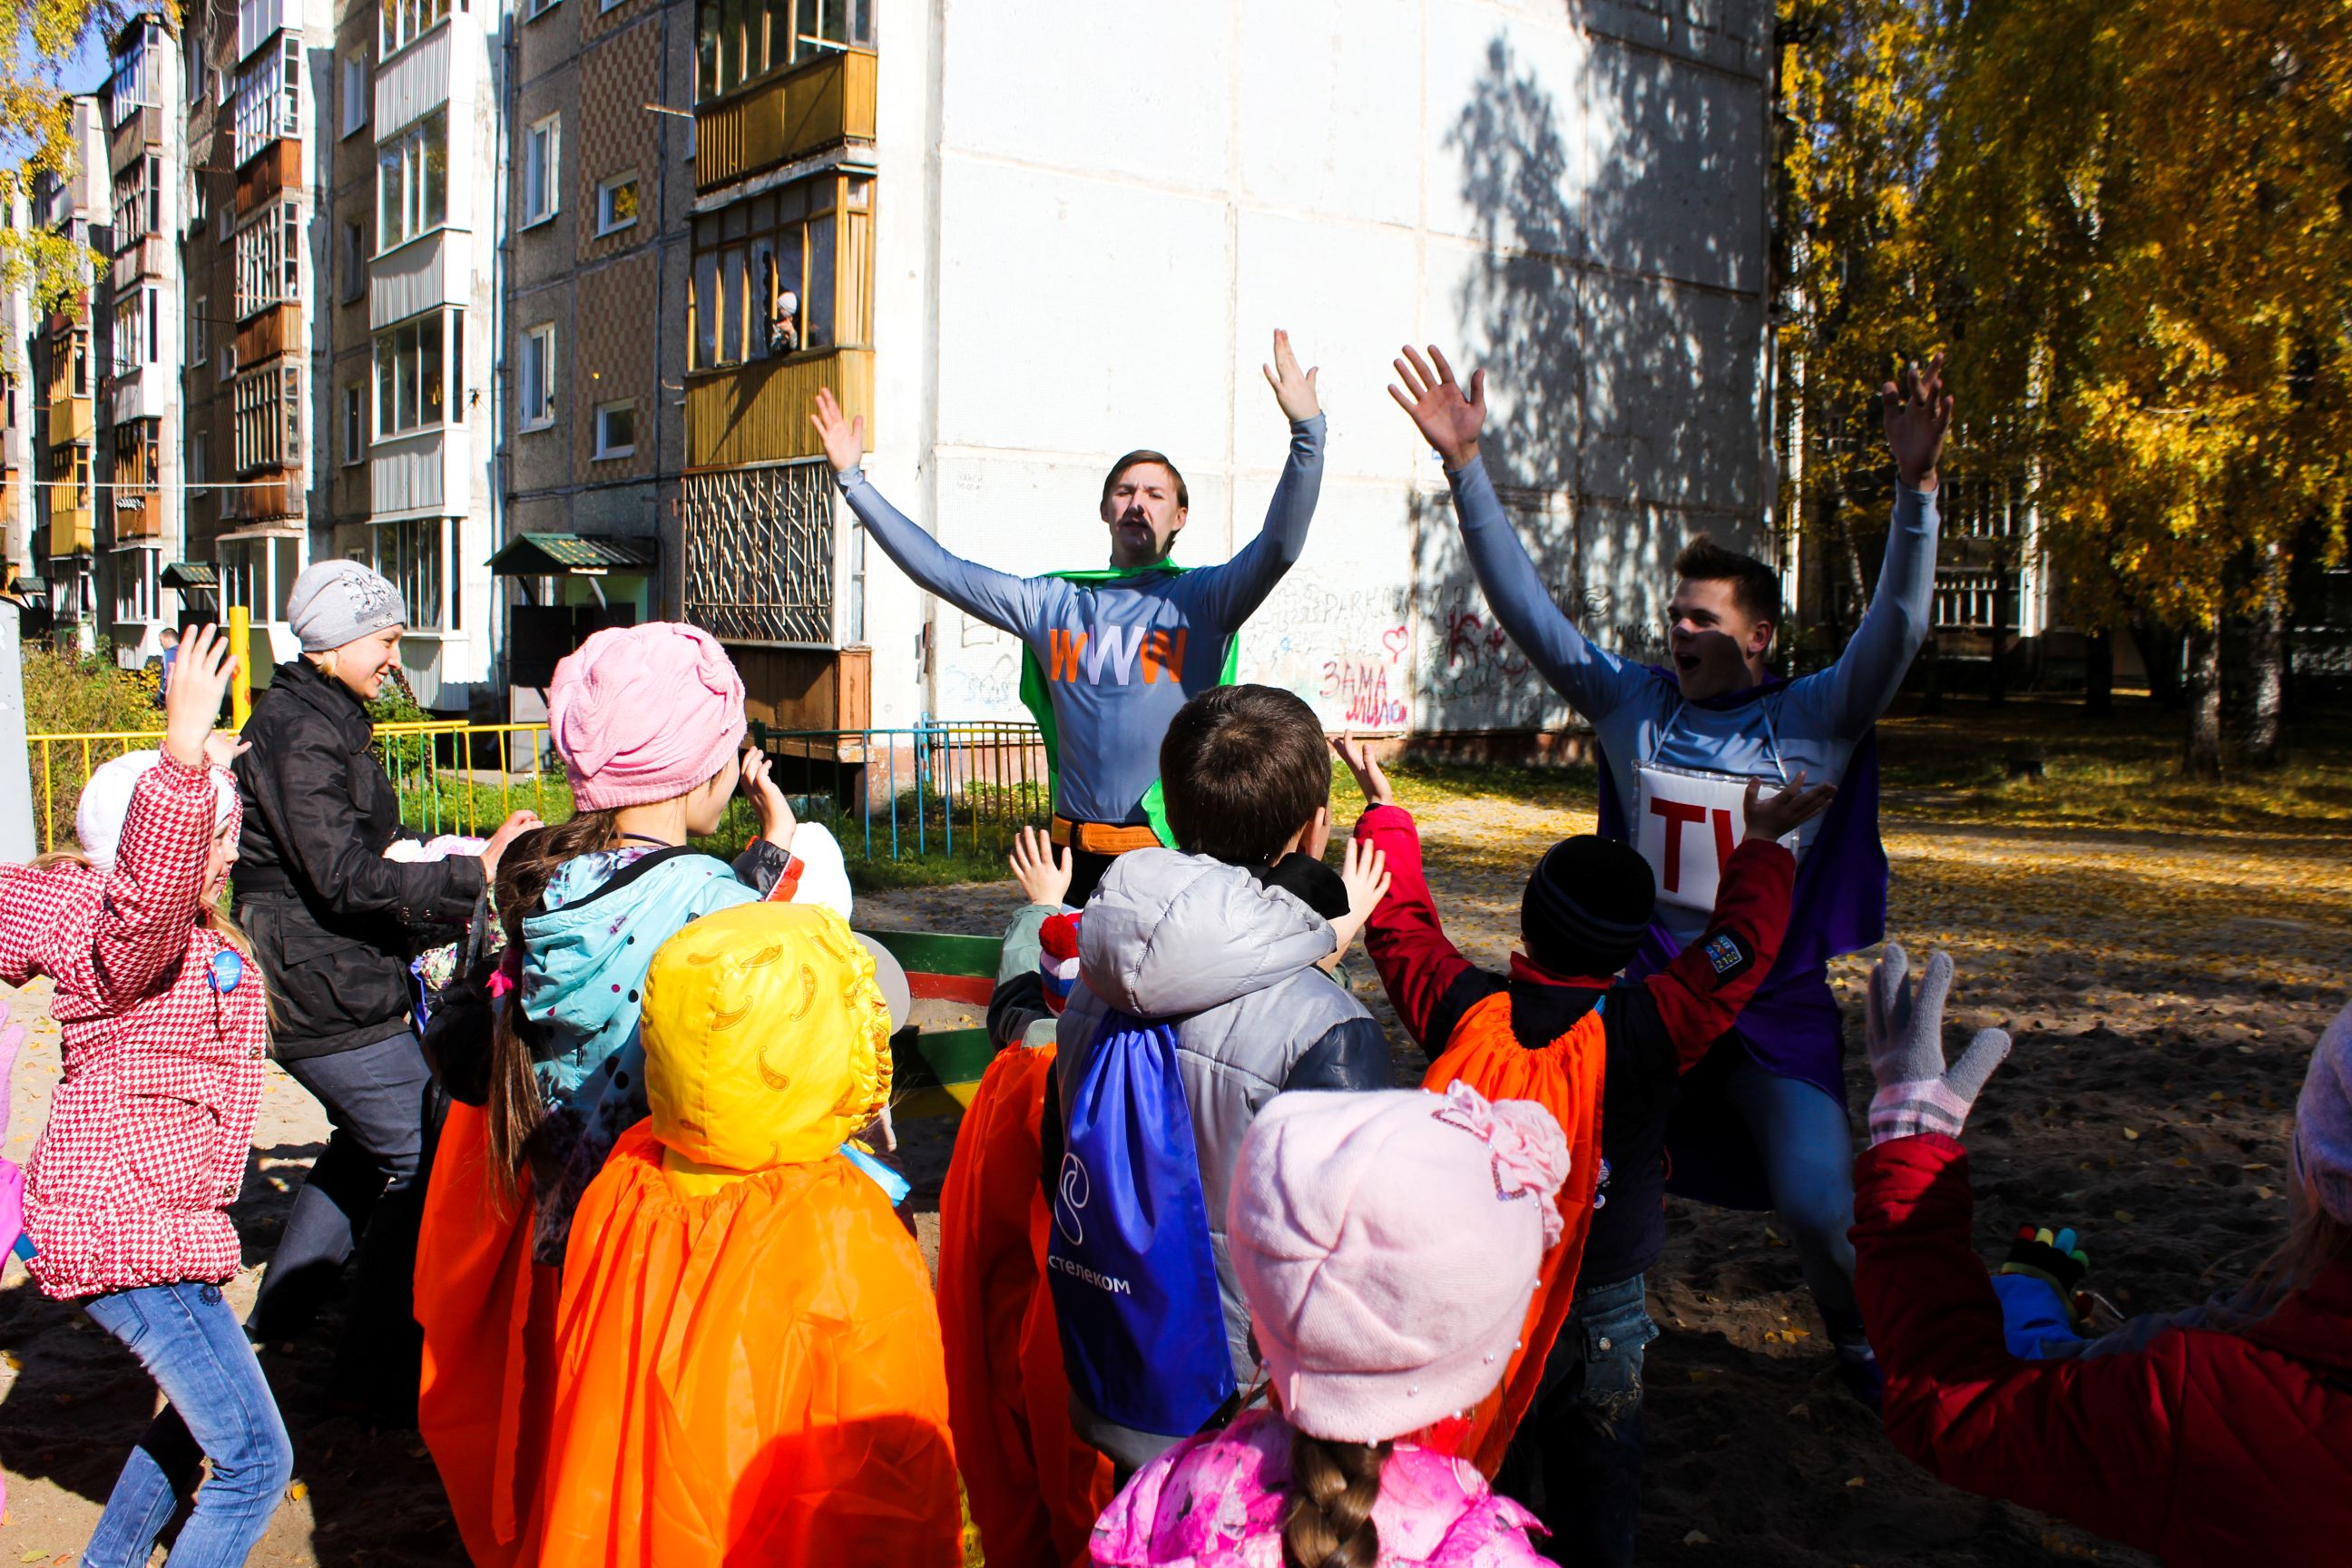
<box><xmin>1881</xmin><ymin>352</ymin><xmax>1954</xmax><ymax>492</ymax></box>
<box><xmin>1389</xmin><ymin>344</ymin><xmax>1485</xmax><ymax>470</ymax></box>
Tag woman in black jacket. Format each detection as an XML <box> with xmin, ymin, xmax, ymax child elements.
<box><xmin>234</xmin><ymin>560</ymin><xmax>536</xmax><ymax>1415</ymax></box>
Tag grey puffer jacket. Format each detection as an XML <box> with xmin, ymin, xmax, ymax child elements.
<box><xmin>1051</xmin><ymin>848</ymin><xmax>1391</xmax><ymax>1467</ymax></box>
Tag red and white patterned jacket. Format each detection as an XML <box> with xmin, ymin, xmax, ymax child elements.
<box><xmin>2</xmin><ymin>754</ymin><xmax>267</xmax><ymax>1300</ymax></box>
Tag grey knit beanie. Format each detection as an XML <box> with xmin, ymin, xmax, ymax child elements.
<box><xmin>288</xmin><ymin>559</ymin><xmax>406</xmax><ymax>652</ymax></box>
<box><xmin>2296</xmin><ymin>1001</ymin><xmax>2352</xmax><ymax>1226</ymax></box>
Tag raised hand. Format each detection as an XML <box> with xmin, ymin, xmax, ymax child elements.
<box><xmin>1881</xmin><ymin>352</ymin><xmax>1954</xmax><ymax>493</ymax></box>
<box><xmin>162</xmin><ymin>623</ymin><xmax>239</xmax><ymax>770</ymax></box>
<box><xmin>479</xmin><ymin>808</ymin><xmax>545</xmax><ymax>883</ymax></box>
<box><xmin>1863</xmin><ymin>943</ymin><xmax>2012</xmax><ymax>1147</ymax></box>
<box><xmin>1263</xmin><ymin>328</ymin><xmax>1320</xmax><ymax>422</ymax></box>
<box><xmin>1332</xmin><ymin>734</ymin><xmax>1395</xmax><ymax>809</ymax></box>
<box><xmin>808</xmin><ymin>386</ymin><xmax>865</xmax><ymax>475</ymax></box>
<box><xmin>1326</xmin><ymin>836</ymin><xmax>1393</xmax><ymax>964</ymax></box>
<box><xmin>1008</xmin><ymin>825</ymin><xmax>1074</xmax><ymax>908</ymax></box>
<box><xmin>1388</xmin><ymin>344</ymin><xmax>1485</xmax><ymax>470</ymax></box>
<box><xmin>742</xmin><ymin>748</ymin><xmax>797</xmax><ymax>850</ymax></box>
<box><xmin>1741</xmin><ymin>770</ymin><xmax>1836</xmax><ymax>843</ymax></box>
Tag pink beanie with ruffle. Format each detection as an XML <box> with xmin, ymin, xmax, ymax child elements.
<box><xmin>1227</xmin><ymin>1082</ymin><xmax>1568</xmax><ymax>1445</ymax></box>
<box><xmin>549</xmin><ymin>622</ymin><xmax>747</xmax><ymax>810</ymax></box>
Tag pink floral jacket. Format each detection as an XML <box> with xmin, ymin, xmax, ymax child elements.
<box><xmin>1091</xmin><ymin>1410</ymin><xmax>1547</xmax><ymax>1567</ymax></box>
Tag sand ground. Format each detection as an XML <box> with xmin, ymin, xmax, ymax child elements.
<box><xmin>4</xmin><ymin>789</ymin><xmax>2345</xmax><ymax>1565</ymax></box>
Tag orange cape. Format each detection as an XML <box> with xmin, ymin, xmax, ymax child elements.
<box><xmin>936</xmin><ymin>1042</ymin><xmax>1114</xmax><ymax>1568</ymax></box>
<box><xmin>535</xmin><ymin>1122</ymin><xmax>961</xmax><ymax>1568</ymax></box>
<box><xmin>415</xmin><ymin>1101</ymin><xmax>558</xmax><ymax>1567</ymax></box>
<box><xmin>1421</xmin><ymin>993</ymin><xmax>1608</xmax><ymax>1475</ymax></box>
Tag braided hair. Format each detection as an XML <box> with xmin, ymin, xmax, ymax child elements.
<box><xmin>1280</xmin><ymin>1426</ymin><xmax>1393</xmax><ymax>1568</ymax></box>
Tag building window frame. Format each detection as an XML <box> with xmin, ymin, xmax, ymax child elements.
<box><xmin>593</xmin><ymin>172</ymin><xmax>640</xmax><ymax>237</ymax></box>
<box><xmin>344</xmin><ymin>384</ymin><xmax>365</xmax><ymax>465</ymax></box>
<box><xmin>370</xmin><ymin>516</ymin><xmax>446</xmax><ymax>630</ymax></box>
<box><xmin>373</xmin><ymin>308</ymin><xmax>460</xmax><ymax>439</ymax></box>
<box><xmin>518</xmin><ymin>323</ymin><xmax>555</xmax><ymax>430</ymax></box>
<box><xmin>379</xmin><ymin>0</ymin><xmax>452</xmax><ymax>61</ymax></box>
<box><xmin>376</xmin><ymin>109</ymin><xmax>450</xmax><ymax>252</ymax></box>
<box><xmin>341</xmin><ymin>50</ymin><xmax>368</xmax><ymax>138</ymax></box>
<box><xmin>593</xmin><ymin>399</ymin><xmax>635</xmax><ymax>460</ymax></box>
<box><xmin>232</xmin><ymin>361</ymin><xmax>301</xmax><ymax>475</ymax></box>
<box><xmin>233</xmin><ymin>34</ymin><xmax>304</xmax><ymax>169</ymax></box>
<box><xmin>693</xmin><ymin>0</ymin><xmax>873</xmax><ymax>104</ymax></box>
<box><xmin>522</xmin><ymin>113</ymin><xmax>560</xmax><ymax>228</ymax></box>
<box><xmin>233</xmin><ymin>199</ymin><xmax>303</xmax><ymax>320</ymax></box>
<box><xmin>688</xmin><ymin>172</ymin><xmax>868</xmax><ymax>370</ymax></box>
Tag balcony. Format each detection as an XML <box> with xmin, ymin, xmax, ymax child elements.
<box><xmin>686</xmin><ymin>346</ymin><xmax>872</xmax><ymax>471</ymax></box>
<box><xmin>237</xmin><ymin>0</ymin><xmax>287</xmax><ymax>62</ymax></box>
<box><xmin>48</xmin><ymin>396</ymin><xmax>93</xmax><ymax>447</ymax></box>
<box><xmin>377</xmin><ymin>24</ymin><xmax>457</xmax><ymax>137</ymax></box>
<box><xmin>113</xmin><ymin>490</ymin><xmax>165</xmax><ymax>542</ymax></box>
<box><xmin>109</xmin><ymin>368</ymin><xmax>168</xmax><ymax>426</ymax></box>
<box><xmin>237</xmin><ymin>141</ymin><xmax>300</xmax><ymax>214</ymax></box>
<box><xmin>236</xmin><ymin>303</ymin><xmax>303</xmax><ymax>368</ymax></box>
<box><xmin>47</xmin><ymin>507</ymin><xmax>93</xmax><ymax>558</ymax></box>
<box><xmin>108</xmin><ymin>105</ymin><xmax>162</xmax><ymax>174</ymax></box>
<box><xmin>224</xmin><ymin>470</ymin><xmax>305</xmax><ymax>524</ymax></box>
<box><xmin>694</xmin><ymin>47</ymin><xmax>877</xmax><ymax>194</ymax></box>
<box><xmin>110</xmin><ymin>234</ymin><xmax>169</xmax><ymax>294</ymax></box>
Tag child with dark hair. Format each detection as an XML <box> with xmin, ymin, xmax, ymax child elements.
<box><xmin>1338</xmin><ymin>739</ymin><xmax>1828</xmax><ymax>1565</ymax></box>
<box><xmin>1045</xmin><ymin>684</ymin><xmax>1394</xmax><ymax>1475</ymax></box>
<box><xmin>1092</xmin><ymin>1082</ymin><xmax>1561</xmax><ymax>1568</ymax></box>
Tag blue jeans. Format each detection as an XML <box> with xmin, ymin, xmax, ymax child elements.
<box><xmin>1495</xmin><ymin>1273</ymin><xmax>1658</xmax><ymax>1567</ymax></box>
<box><xmin>1722</xmin><ymin>1056</ymin><xmax>1860</xmax><ymax>1325</ymax></box>
<box><xmin>83</xmin><ymin>1280</ymin><xmax>294</xmax><ymax>1568</ymax></box>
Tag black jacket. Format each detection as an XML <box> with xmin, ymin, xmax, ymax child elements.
<box><xmin>233</xmin><ymin>659</ymin><xmax>485</xmax><ymax>1060</ymax></box>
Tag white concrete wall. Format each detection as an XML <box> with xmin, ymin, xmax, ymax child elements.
<box><xmin>858</xmin><ymin>0</ymin><xmax>1773</xmax><ymax>734</ymax></box>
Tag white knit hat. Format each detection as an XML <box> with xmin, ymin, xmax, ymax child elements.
<box><xmin>74</xmin><ymin>750</ymin><xmax>239</xmax><ymax>872</ymax></box>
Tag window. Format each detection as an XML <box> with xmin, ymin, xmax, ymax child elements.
<box><xmin>371</xmin><ymin>518</ymin><xmax>444</xmax><ymax>628</ymax></box>
<box><xmin>114</xmin><ymin>550</ymin><xmax>160</xmax><ymax>625</ymax></box>
<box><xmin>594</xmin><ymin>172</ymin><xmax>640</xmax><ymax>236</ymax></box>
<box><xmin>191</xmin><ymin>295</ymin><xmax>208</xmax><ymax>365</ymax></box>
<box><xmin>220</xmin><ymin>536</ymin><xmax>304</xmax><ymax>622</ymax></box>
<box><xmin>110</xmin><ymin>288</ymin><xmax>160</xmax><ymax>373</ymax></box>
<box><xmin>593</xmin><ymin>400</ymin><xmax>635</xmax><ymax>459</ymax></box>
<box><xmin>70</xmin><ymin>328</ymin><xmax>90</xmax><ymax>397</ymax></box>
<box><xmin>218</xmin><ymin>204</ymin><xmax>232</xmax><ymax>245</ymax></box>
<box><xmin>112</xmin><ymin>155</ymin><xmax>161</xmax><ymax>245</ymax></box>
<box><xmin>104</xmin><ymin>21</ymin><xmax>161</xmax><ymax>128</ymax></box>
<box><xmin>523</xmin><ymin>114</ymin><xmax>559</xmax><ymax>226</ymax></box>
<box><xmin>341</xmin><ymin>52</ymin><xmax>368</xmax><ymax>136</ymax></box>
<box><xmin>113</xmin><ymin>420</ymin><xmax>161</xmax><ymax>495</ymax></box>
<box><xmin>374</xmin><ymin>309</ymin><xmax>458</xmax><ymax>437</ymax></box>
<box><xmin>345</xmin><ymin>385</ymin><xmax>364</xmax><ymax>462</ymax></box>
<box><xmin>188</xmin><ymin>435</ymin><xmax>208</xmax><ymax>494</ymax></box>
<box><xmin>234</xmin><ymin>362</ymin><xmax>302</xmax><ymax>472</ymax></box>
<box><xmin>377</xmin><ymin>110</ymin><xmax>449</xmax><ymax>250</ymax></box>
<box><xmin>690</xmin><ymin>174</ymin><xmax>867</xmax><ymax>368</ymax></box>
<box><xmin>234</xmin><ymin>35</ymin><xmax>304</xmax><ymax>167</ymax></box>
<box><xmin>379</xmin><ymin>0</ymin><xmax>451</xmax><ymax>57</ymax></box>
<box><xmin>518</xmin><ymin>323</ymin><xmax>554</xmax><ymax>427</ymax></box>
<box><xmin>527</xmin><ymin>0</ymin><xmax>559</xmax><ymax>17</ymax></box>
<box><xmin>599</xmin><ymin>0</ymin><xmax>625</xmax><ymax>12</ymax></box>
<box><xmin>694</xmin><ymin>0</ymin><xmax>872</xmax><ymax>102</ymax></box>
<box><xmin>341</xmin><ymin>220</ymin><xmax>365</xmax><ymax>302</ymax></box>
<box><xmin>219</xmin><ymin>345</ymin><xmax>237</xmax><ymax>383</ymax></box>
<box><xmin>234</xmin><ymin>201</ymin><xmax>302</xmax><ymax>318</ymax></box>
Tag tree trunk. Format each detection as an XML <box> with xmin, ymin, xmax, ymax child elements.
<box><xmin>2132</xmin><ymin>621</ymin><xmax>2185</xmax><ymax>710</ymax></box>
<box><xmin>2084</xmin><ymin>628</ymin><xmax>2114</xmax><ymax>717</ymax></box>
<box><xmin>2183</xmin><ymin>623</ymin><xmax>2223</xmax><ymax>779</ymax></box>
<box><xmin>2249</xmin><ymin>543</ymin><xmax>2288</xmax><ymax>767</ymax></box>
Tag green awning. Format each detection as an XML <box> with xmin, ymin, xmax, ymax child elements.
<box><xmin>162</xmin><ymin>561</ymin><xmax>219</xmax><ymax>589</ymax></box>
<box><xmin>6</xmin><ymin>574</ymin><xmax>50</xmax><ymax>599</ymax></box>
<box><xmin>488</xmin><ymin>532</ymin><xmax>659</xmax><ymax>575</ymax></box>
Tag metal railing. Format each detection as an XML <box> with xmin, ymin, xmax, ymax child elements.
<box><xmin>24</xmin><ymin>719</ymin><xmax>1052</xmax><ymax>877</ymax></box>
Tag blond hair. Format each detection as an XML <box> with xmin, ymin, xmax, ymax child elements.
<box><xmin>30</xmin><ymin>840</ymin><xmax>270</xmax><ymax>1025</ymax></box>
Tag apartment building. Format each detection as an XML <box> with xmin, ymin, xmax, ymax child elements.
<box><xmin>28</xmin><ymin>98</ymin><xmax>111</xmax><ymax>655</ymax></box>
<box><xmin>496</xmin><ymin>0</ymin><xmax>693</xmax><ymax>707</ymax></box>
<box><xmin>1</xmin><ymin>194</ymin><xmax>34</xmax><ymax>592</ymax></box>
<box><xmin>94</xmin><ymin>12</ymin><xmax>189</xmax><ymax>670</ymax></box>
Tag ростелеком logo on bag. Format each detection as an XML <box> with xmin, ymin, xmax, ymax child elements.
<box><xmin>1054</xmin><ymin>1152</ymin><xmax>1090</xmax><ymax>1245</ymax></box>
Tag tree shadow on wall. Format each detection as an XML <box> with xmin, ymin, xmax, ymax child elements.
<box><xmin>1413</xmin><ymin>24</ymin><xmax>1768</xmax><ymax>740</ymax></box>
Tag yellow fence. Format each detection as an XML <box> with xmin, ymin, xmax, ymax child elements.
<box><xmin>26</xmin><ymin>720</ymin><xmax>563</xmax><ymax>854</ymax></box>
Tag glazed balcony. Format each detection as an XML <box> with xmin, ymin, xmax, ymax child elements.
<box><xmin>236</xmin><ymin>303</ymin><xmax>303</xmax><ymax>368</ymax></box>
<box><xmin>48</xmin><ymin>506</ymin><xmax>93</xmax><ymax>558</ymax></box>
<box><xmin>223</xmin><ymin>469</ymin><xmax>306</xmax><ymax>524</ymax></box>
<box><xmin>49</xmin><ymin>396</ymin><xmax>94</xmax><ymax>447</ymax></box>
<box><xmin>110</xmin><ymin>235</ymin><xmax>170</xmax><ymax>294</ymax></box>
<box><xmin>112</xmin><ymin>490</ymin><xmax>165</xmax><ymax>542</ymax></box>
<box><xmin>685</xmin><ymin>345</ymin><xmax>872</xmax><ymax>471</ymax></box>
<box><xmin>108</xmin><ymin>106</ymin><xmax>162</xmax><ymax>175</ymax></box>
<box><xmin>237</xmin><ymin>141</ymin><xmax>301</xmax><ymax>215</ymax></box>
<box><xmin>694</xmin><ymin>47</ymin><xmax>876</xmax><ymax>194</ymax></box>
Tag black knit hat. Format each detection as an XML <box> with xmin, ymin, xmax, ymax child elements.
<box><xmin>1521</xmin><ymin>836</ymin><xmax>1658</xmax><ymax>978</ymax></box>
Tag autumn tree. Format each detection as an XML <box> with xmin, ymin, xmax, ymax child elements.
<box><xmin>1</xmin><ymin>0</ymin><xmax>136</xmax><ymax>342</ymax></box>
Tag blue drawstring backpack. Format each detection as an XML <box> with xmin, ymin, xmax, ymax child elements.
<box><xmin>1046</xmin><ymin>1009</ymin><xmax>1235</xmax><ymax>1437</ymax></box>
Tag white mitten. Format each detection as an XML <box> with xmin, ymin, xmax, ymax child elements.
<box><xmin>1865</xmin><ymin>944</ymin><xmax>2012</xmax><ymax>1146</ymax></box>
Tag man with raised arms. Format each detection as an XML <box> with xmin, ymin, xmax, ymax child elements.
<box><xmin>1389</xmin><ymin>343</ymin><xmax>1953</xmax><ymax>1404</ymax></box>
<box><xmin>810</xmin><ymin>330</ymin><xmax>1326</xmax><ymax>906</ymax></box>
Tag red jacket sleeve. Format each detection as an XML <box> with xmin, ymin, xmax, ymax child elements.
<box><xmin>1854</xmin><ymin>1134</ymin><xmax>2185</xmax><ymax>1555</ymax></box>
<box><xmin>1352</xmin><ymin>804</ymin><xmax>1475</xmax><ymax>1052</ymax></box>
<box><xmin>1640</xmin><ymin>838</ymin><xmax>1794</xmax><ymax>1068</ymax></box>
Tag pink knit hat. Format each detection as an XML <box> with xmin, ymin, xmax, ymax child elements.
<box><xmin>1227</xmin><ymin>1082</ymin><xmax>1569</xmax><ymax>1445</ymax></box>
<box><xmin>549</xmin><ymin>622</ymin><xmax>747</xmax><ymax>810</ymax></box>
